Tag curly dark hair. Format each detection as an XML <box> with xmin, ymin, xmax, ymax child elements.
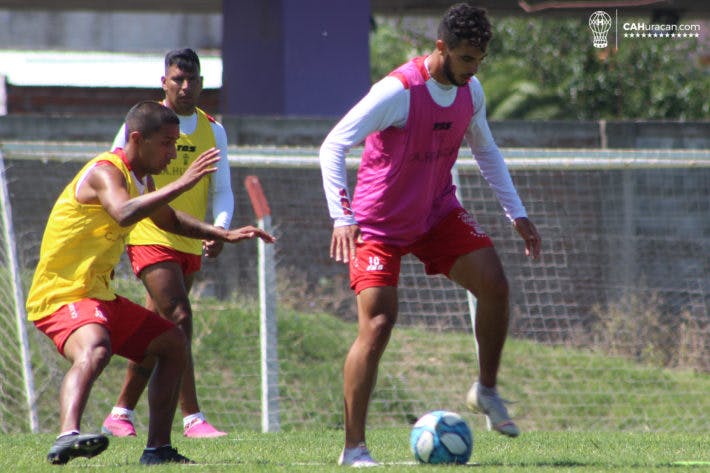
<box><xmin>437</xmin><ymin>3</ymin><xmax>492</xmax><ymax>51</ymax></box>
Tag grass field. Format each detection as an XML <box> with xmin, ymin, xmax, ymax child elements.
<box><xmin>32</xmin><ymin>298</ymin><xmax>705</xmax><ymax>436</ymax></box>
<box><xmin>7</xmin><ymin>292</ymin><xmax>710</xmax><ymax>470</ymax></box>
<box><xmin>3</xmin><ymin>429</ymin><xmax>710</xmax><ymax>472</ymax></box>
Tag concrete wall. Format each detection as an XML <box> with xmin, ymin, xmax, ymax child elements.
<box><xmin>0</xmin><ymin>10</ymin><xmax>221</xmax><ymax>52</ymax></box>
<box><xmin>4</xmin><ymin>85</ymin><xmax>221</xmax><ymax>116</ymax></box>
<box><xmin>1</xmin><ymin>114</ymin><xmax>709</xmax><ymax>148</ymax></box>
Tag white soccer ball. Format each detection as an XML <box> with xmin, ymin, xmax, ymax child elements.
<box><xmin>410</xmin><ymin>410</ymin><xmax>473</xmax><ymax>464</ymax></box>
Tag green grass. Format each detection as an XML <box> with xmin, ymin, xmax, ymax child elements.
<box><xmin>2</xmin><ymin>429</ymin><xmax>710</xmax><ymax>472</ymax></box>
<box><xmin>18</xmin><ymin>295</ymin><xmax>710</xmax><ymax>435</ymax></box>
<box><xmin>8</xmin><ymin>294</ymin><xmax>710</xmax><ymax>470</ymax></box>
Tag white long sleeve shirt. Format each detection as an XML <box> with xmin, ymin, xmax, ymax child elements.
<box><xmin>320</xmin><ymin>56</ymin><xmax>527</xmax><ymax>229</ymax></box>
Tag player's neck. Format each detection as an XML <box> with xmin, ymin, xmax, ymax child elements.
<box><xmin>121</xmin><ymin>145</ymin><xmax>147</xmax><ymax>180</ymax></box>
<box><xmin>425</xmin><ymin>52</ymin><xmax>449</xmax><ymax>86</ymax></box>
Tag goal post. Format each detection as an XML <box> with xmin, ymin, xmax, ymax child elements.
<box><xmin>451</xmin><ymin>164</ymin><xmax>479</xmax><ymax>354</ymax></box>
<box><xmin>0</xmin><ymin>150</ymin><xmax>38</xmax><ymax>433</ymax></box>
<box><xmin>244</xmin><ymin>175</ymin><xmax>280</xmax><ymax>433</ymax></box>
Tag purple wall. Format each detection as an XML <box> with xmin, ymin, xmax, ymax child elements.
<box><xmin>222</xmin><ymin>0</ymin><xmax>371</xmax><ymax>117</ymax></box>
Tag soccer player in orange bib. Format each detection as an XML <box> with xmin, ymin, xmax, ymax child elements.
<box><xmin>26</xmin><ymin>101</ymin><xmax>274</xmax><ymax>465</ymax></box>
<box><xmin>103</xmin><ymin>49</ymin><xmax>235</xmax><ymax>438</ymax></box>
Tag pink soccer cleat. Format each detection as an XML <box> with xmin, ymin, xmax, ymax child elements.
<box><xmin>183</xmin><ymin>418</ymin><xmax>227</xmax><ymax>438</ymax></box>
<box><xmin>101</xmin><ymin>413</ymin><xmax>137</xmax><ymax>437</ymax></box>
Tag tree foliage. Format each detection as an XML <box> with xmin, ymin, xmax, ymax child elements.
<box><xmin>369</xmin><ymin>15</ymin><xmax>710</xmax><ymax>120</ymax></box>
<box><xmin>369</xmin><ymin>18</ymin><xmax>432</xmax><ymax>83</ymax></box>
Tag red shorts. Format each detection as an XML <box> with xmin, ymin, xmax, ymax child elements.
<box><xmin>127</xmin><ymin>244</ymin><xmax>201</xmax><ymax>278</ymax></box>
<box><xmin>33</xmin><ymin>296</ymin><xmax>175</xmax><ymax>362</ymax></box>
<box><xmin>350</xmin><ymin>208</ymin><xmax>494</xmax><ymax>294</ymax></box>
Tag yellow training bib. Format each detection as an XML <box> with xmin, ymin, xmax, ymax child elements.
<box><xmin>126</xmin><ymin>107</ymin><xmax>216</xmax><ymax>255</ymax></box>
<box><xmin>26</xmin><ymin>151</ymin><xmax>140</xmax><ymax>321</ymax></box>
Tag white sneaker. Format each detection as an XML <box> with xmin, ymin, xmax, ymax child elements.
<box><xmin>466</xmin><ymin>381</ymin><xmax>520</xmax><ymax>437</ymax></box>
<box><xmin>338</xmin><ymin>443</ymin><xmax>380</xmax><ymax>467</ymax></box>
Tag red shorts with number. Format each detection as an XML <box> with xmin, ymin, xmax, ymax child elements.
<box><xmin>350</xmin><ymin>208</ymin><xmax>494</xmax><ymax>294</ymax></box>
<box><xmin>126</xmin><ymin>244</ymin><xmax>201</xmax><ymax>278</ymax></box>
<box><xmin>33</xmin><ymin>296</ymin><xmax>175</xmax><ymax>362</ymax></box>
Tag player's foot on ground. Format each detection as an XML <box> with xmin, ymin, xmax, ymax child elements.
<box><xmin>183</xmin><ymin>418</ymin><xmax>227</xmax><ymax>438</ymax></box>
<box><xmin>338</xmin><ymin>443</ymin><xmax>380</xmax><ymax>467</ymax></box>
<box><xmin>139</xmin><ymin>446</ymin><xmax>194</xmax><ymax>465</ymax></box>
<box><xmin>101</xmin><ymin>413</ymin><xmax>136</xmax><ymax>437</ymax></box>
<box><xmin>47</xmin><ymin>433</ymin><xmax>109</xmax><ymax>464</ymax></box>
<box><xmin>466</xmin><ymin>381</ymin><xmax>520</xmax><ymax>437</ymax></box>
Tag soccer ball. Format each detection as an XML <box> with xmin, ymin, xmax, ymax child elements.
<box><xmin>410</xmin><ymin>410</ymin><xmax>473</xmax><ymax>464</ymax></box>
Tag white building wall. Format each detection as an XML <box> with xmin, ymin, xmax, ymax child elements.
<box><xmin>0</xmin><ymin>10</ymin><xmax>222</xmax><ymax>52</ymax></box>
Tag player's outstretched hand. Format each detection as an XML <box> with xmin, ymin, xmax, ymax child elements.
<box><xmin>203</xmin><ymin>238</ymin><xmax>225</xmax><ymax>258</ymax></box>
<box><xmin>513</xmin><ymin>217</ymin><xmax>541</xmax><ymax>259</ymax></box>
<box><xmin>224</xmin><ymin>225</ymin><xmax>276</xmax><ymax>244</ymax></box>
<box><xmin>177</xmin><ymin>147</ymin><xmax>221</xmax><ymax>191</ymax></box>
<box><xmin>331</xmin><ymin>224</ymin><xmax>360</xmax><ymax>263</ymax></box>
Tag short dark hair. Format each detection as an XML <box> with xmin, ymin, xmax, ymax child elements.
<box><xmin>438</xmin><ymin>3</ymin><xmax>492</xmax><ymax>51</ymax></box>
<box><xmin>124</xmin><ymin>101</ymin><xmax>179</xmax><ymax>140</ymax></box>
<box><xmin>164</xmin><ymin>48</ymin><xmax>201</xmax><ymax>74</ymax></box>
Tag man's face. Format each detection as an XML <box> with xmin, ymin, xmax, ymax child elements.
<box><xmin>138</xmin><ymin>123</ymin><xmax>180</xmax><ymax>175</ymax></box>
<box><xmin>162</xmin><ymin>64</ymin><xmax>203</xmax><ymax>115</ymax></box>
<box><xmin>442</xmin><ymin>42</ymin><xmax>487</xmax><ymax>87</ymax></box>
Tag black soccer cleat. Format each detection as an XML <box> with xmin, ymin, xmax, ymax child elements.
<box><xmin>139</xmin><ymin>445</ymin><xmax>194</xmax><ymax>465</ymax></box>
<box><xmin>47</xmin><ymin>433</ymin><xmax>109</xmax><ymax>465</ymax></box>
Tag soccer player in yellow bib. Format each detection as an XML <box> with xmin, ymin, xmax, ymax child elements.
<box><xmin>103</xmin><ymin>49</ymin><xmax>235</xmax><ymax>438</ymax></box>
<box><xmin>26</xmin><ymin>101</ymin><xmax>274</xmax><ymax>465</ymax></box>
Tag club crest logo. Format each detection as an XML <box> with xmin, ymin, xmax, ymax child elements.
<box><xmin>589</xmin><ymin>11</ymin><xmax>612</xmax><ymax>48</ymax></box>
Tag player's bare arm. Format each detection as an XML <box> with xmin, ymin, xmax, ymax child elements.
<box><xmin>222</xmin><ymin>225</ymin><xmax>276</xmax><ymax>244</ymax></box>
<box><xmin>150</xmin><ymin>205</ymin><xmax>276</xmax><ymax>243</ymax></box>
<box><xmin>331</xmin><ymin>224</ymin><xmax>360</xmax><ymax>263</ymax></box>
<box><xmin>81</xmin><ymin>148</ymin><xmax>219</xmax><ymax>228</ymax></box>
<box><xmin>150</xmin><ymin>206</ymin><xmax>275</xmax><ymax>244</ymax></box>
<box><xmin>513</xmin><ymin>217</ymin><xmax>541</xmax><ymax>259</ymax></box>
<box><xmin>78</xmin><ymin>164</ymin><xmax>153</xmax><ymax>227</ymax></box>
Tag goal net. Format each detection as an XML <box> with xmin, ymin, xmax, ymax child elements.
<box><xmin>1</xmin><ymin>142</ymin><xmax>708</xmax><ymax>434</ymax></box>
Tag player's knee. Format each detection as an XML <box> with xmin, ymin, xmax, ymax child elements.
<box><xmin>168</xmin><ymin>326</ymin><xmax>188</xmax><ymax>351</ymax></box>
<box><xmin>76</xmin><ymin>342</ymin><xmax>112</xmax><ymax>373</ymax></box>
<box><xmin>367</xmin><ymin>313</ymin><xmax>395</xmax><ymax>344</ymax></box>
<box><xmin>144</xmin><ymin>326</ymin><xmax>187</xmax><ymax>366</ymax></box>
<box><xmin>158</xmin><ymin>326</ymin><xmax>188</xmax><ymax>360</ymax></box>
<box><xmin>161</xmin><ymin>299</ymin><xmax>192</xmax><ymax>326</ymax></box>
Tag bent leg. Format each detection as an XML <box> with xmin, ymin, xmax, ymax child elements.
<box><xmin>144</xmin><ymin>325</ymin><xmax>187</xmax><ymax>448</ymax></box>
<box><xmin>344</xmin><ymin>286</ymin><xmax>398</xmax><ymax>448</ymax></box>
<box><xmin>60</xmin><ymin>324</ymin><xmax>113</xmax><ymax>432</ymax></box>
<box><xmin>448</xmin><ymin>247</ymin><xmax>510</xmax><ymax>388</ymax></box>
<box><xmin>141</xmin><ymin>262</ymin><xmax>200</xmax><ymax>417</ymax></box>
<box><xmin>113</xmin><ymin>357</ymin><xmax>156</xmax><ymax>411</ymax></box>
<box><xmin>112</xmin><ymin>261</ymin><xmax>199</xmax><ymax>418</ymax></box>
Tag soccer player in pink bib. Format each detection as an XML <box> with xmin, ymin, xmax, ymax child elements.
<box><xmin>319</xmin><ymin>3</ymin><xmax>541</xmax><ymax>466</ymax></box>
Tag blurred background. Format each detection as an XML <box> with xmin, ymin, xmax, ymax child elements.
<box><xmin>1</xmin><ymin>1</ymin><xmax>708</xmax><ymax>435</ymax></box>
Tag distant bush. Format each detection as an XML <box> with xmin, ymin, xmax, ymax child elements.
<box><xmin>591</xmin><ymin>292</ymin><xmax>708</xmax><ymax>372</ymax></box>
